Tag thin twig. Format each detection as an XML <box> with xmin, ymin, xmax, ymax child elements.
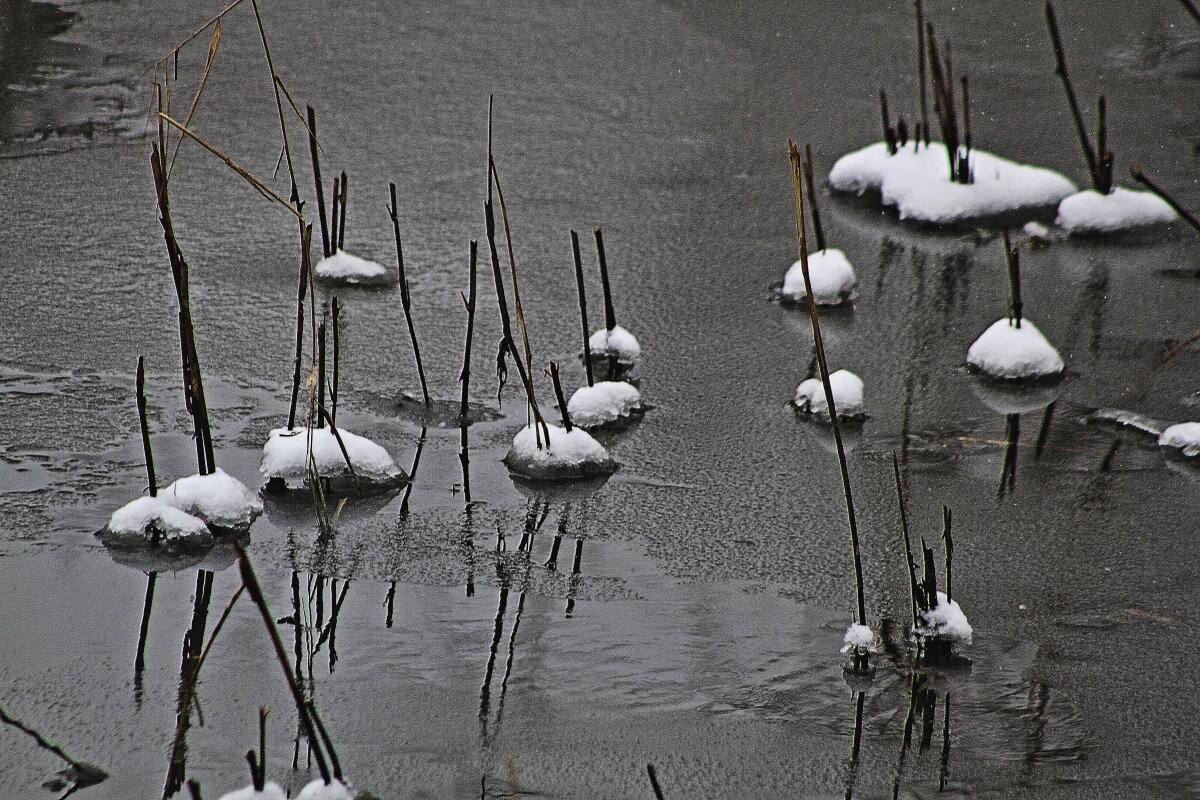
<box><xmin>571</xmin><ymin>231</ymin><xmax>594</xmax><ymax>386</ymax></box>
<box><xmin>388</xmin><ymin>183</ymin><xmax>430</xmax><ymax>406</ymax></box>
<box><xmin>1130</xmin><ymin>163</ymin><xmax>1200</xmax><ymax>233</ymax></box>
<box><xmin>136</xmin><ymin>356</ymin><xmax>157</xmax><ymax>496</ymax></box>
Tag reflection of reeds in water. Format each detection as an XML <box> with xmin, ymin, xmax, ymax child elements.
<box><xmin>0</xmin><ymin>703</ymin><xmax>108</xmax><ymax>793</ymax></box>
<box><xmin>647</xmin><ymin>764</ymin><xmax>667</xmax><ymax>800</ymax></box>
<box><xmin>399</xmin><ymin>427</ymin><xmax>427</xmax><ymax>518</ymax></box>
<box><xmin>889</xmin><ymin>675</ymin><xmax>953</xmax><ymax>798</ymax></box>
<box><xmin>999</xmin><ymin>413</ymin><xmax>1020</xmax><ymax>498</ymax></box>
<box><xmin>134</xmin><ymin>571</ymin><xmax>158</xmax><ymax>702</ymax></box>
<box><xmin>842</xmin><ymin>690</ymin><xmax>866</xmax><ymax>800</ymax></box>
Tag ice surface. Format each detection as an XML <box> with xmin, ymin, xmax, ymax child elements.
<box><xmin>503</xmin><ymin>422</ymin><xmax>616</xmax><ymax>481</ymax></box>
<box><xmin>781</xmin><ymin>248</ymin><xmax>857</xmax><ymax>306</ymax></box>
<box><xmin>841</xmin><ymin>622</ymin><xmax>878</xmax><ymax>654</ymax></box>
<box><xmin>160</xmin><ymin>468</ymin><xmax>263</xmax><ymax>531</ymax></box>
<box><xmin>916</xmin><ymin>591</ymin><xmax>973</xmax><ymax>645</ymax></box>
<box><xmin>566</xmin><ymin>381</ymin><xmax>642</xmax><ymax>428</ymax></box>
<box><xmin>794</xmin><ymin>369</ymin><xmax>865</xmax><ymax>419</ymax></box>
<box><xmin>828</xmin><ymin>141</ymin><xmax>1076</xmax><ymax>224</ymax></box>
<box><xmin>589</xmin><ymin>325</ymin><xmax>642</xmax><ymax>363</ymax></box>
<box><xmin>1056</xmin><ymin>187</ymin><xmax>1177</xmax><ymax>234</ymax></box>
<box><xmin>214</xmin><ymin>782</ymin><xmax>287</xmax><ymax>800</ymax></box>
<box><xmin>295</xmin><ymin>779</ymin><xmax>353</xmax><ymax>800</ymax></box>
<box><xmin>314</xmin><ymin>250</ymin><xmax>388</xmax><ymax>284</ymax></box>
<box><xmin>1159</xmin><ymin>422</ymin><xmax>1200</xmax><ymax>457</ymax></box>
<box><xmin>261</xmin><ymin>426</ymin><xmax>405</xmax><ymax>487</ymax></box>
<box><xmin>967</xmin><ymin>318</ymin><xmax>1064</xmax><ymax>379</ymax></box>
<box><xmin>102</xmin><ymin>495</ymin><xmax>212</xmax><ymax>547</ymax></box>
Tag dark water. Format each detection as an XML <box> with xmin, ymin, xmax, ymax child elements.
<box><xmin>0</xmin><ymin>0</ymin><xmax>1198</xmax><ymax>797</ymax></box>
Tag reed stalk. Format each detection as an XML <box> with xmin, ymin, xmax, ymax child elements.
<box><xmin>287</xmin><ymin>226</ymin><xmax>312</xmax><ymax>430</ymax></box>
<box><xmin>388</xmin><ymin>183</ymin><xmax>430</xmax><ymax>406</ymax></box>
<box><xmin>548</xmin><ymin>362</ymin><xmax>572</xmax><ymax>432</ymax></box>
<box><xmin>1002</xmin><ymin>231</ymin><xmax>1022</xmax><ymax>328</ymax></box>
<box><xmin>803</xmin><ymin>144</ymin><xmax>826</xmax><ymax>252</ymax></box>
<box><xmin>306</xmin><ymin>106</ymin><xmax>331</xmax><ymax>257</ymax></box>
<box><xmin>571</xmin><ymin>231</ymin><xmax>594</xmax><ymax>387</ymax></box>
<box><xmin>136</xmin><ymin>357</ymin><xmax>157</xmax><ymax>496</ymax></box>
<box><xmin>1130</xmin><ymin>163</ymin><xmax>1200</xmax><ymax>233</ymax></box>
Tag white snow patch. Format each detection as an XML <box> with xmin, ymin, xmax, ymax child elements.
<box><xmin>103</xmin><ymin>495</ymin><xmax>212</xmax><ymax>545</ymax></box>
<box><xmin>794</xmin><ymin>369</ymin><xmax>865</xmax><ymax>419</ymax></box>
<box><xmin>295</xmin><ymin>779</ymin><xmax>353</xmax><ymax>800</ymax></box>
<box><xmin>841</xmin><ymin>623</ymin><xmax>878</xmax><ymax>654</ymax></box>
<box><xmin>566</xmin><ymin>381</ymin><xmax>642</xmax><ymax>428</ymax></box>
<box><xmin>916</xmin><ymin>591</ymin><xmax>973</xmax><ymax>645</ymax></box>
<box><xmin>1056</xmin><ymin>187</ymin><xmax>1177</xmax><ymax>234</ymax></box>
<box><xmin>261</xmin><ymin>426</ymin><xmax>404</xmax><ymax>487</ymax></box>
<box><xmin>781</xmin><ymin>248</ymin><xmax>857</xmax><ymax>306</ymax></box>
<box><xmin>214</xmin><ymin>782</ymin><xmax>287</xmax><ymax>800</ymax></box>
<box><xmin>589</xmin><ymin>325</ymin><xmax>641</xmax><ymax>364</ymax></box>
<box><xmin>314</xmin><ymin>250</ymin><xmax>389</xmax><ymax>284</ymax></box>
<box><xmin>967</xmin><ymin>318</ymin><xmax>1064</xmax><ymax>379</ymax></box>
<box><xmin>1159</xmin><ymin>422</ymin><xmax>1200</xmax><ymax>457</ymax></box>
<box><xmin>828</xmin><ymin>141</ymin><xmax>1076</xmax><ymax>224</ymax></box>
<box><xmin>504</xmin><ymin>422</ymin><xmax>615</xmax><ymax>480</ymax></box>
<box><xmin>161</xmin><ymin>469</ymin><xmax>263</xmax><ymax>531</ymax></box>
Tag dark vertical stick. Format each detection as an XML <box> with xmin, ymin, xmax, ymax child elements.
<box><xmin>1035</xmin><ymin>400</ymin><xmax>1056</xmax><ymax>460</ymax></box>
<box><xmin>789</xmin><ymin>141</ymin><xmax>868</xmax><ymax>647</ymax></box>
<box><xmin>571</xmin><ymin>231</ymin><xmax>594</xmax><ymax>387</ymax></box>
<box><xmin>460</xmin><ymin>241</ymin><xmax>479</xmax><ymax>418</ymax></box>
<box><xmin>916</xmin><ymin>0</ymin><xmax>930</xmax><ymax>146</ymax></box>
<box><xmin>388</xmin><ymin>183</ymin><xmax>430</xmax><ymax>407</ymax></box>
<box><xmin>1099</xmin><ymin>438</ymin><xmax>1121</xmax><ymax>471</ymax></box>
<box><xmin>257</xmin><ymin>708</ymin><xmax>268</xmax><ymax>789</ymax></box>
<box><xmin>959</xmin><ymin>75</ymin><xmax>972</xmax><ymax>182</ymax></box>
<box><xmin>1003</xmin><ymin>231</ymin><xmax>1022</xmax><ymax>328</ymax></box>
<box><xmin>306</xmin><ymin>106</ymin><xmax>330</xmax><ymax>258</ymax></box>
<box><xmin>329</xmin><ymin>176</ymin><xmax>340</xmax><ymax>255</ymax></box>
<box><xmin>803</xmin><ymin>144</ymin><xmax>826</xmax><ymax>252</ymax></box>
<box><xmin>880</xmin><ymin>89</ymin><xmax>897</xmax><ymax>155</ymax></box>
<box><xmin>489</xmin><ymin>159</ymin><xmax>536</xmax><ymax>379</ymax></box>
<box><xmin>647</xmin><ymin>764</ymin><xmax>666</xmax><ymax>800</ymax></box>
<box><xmin>330</xmin><ymin>297</ymin><xmax>340</xmax><ymax>426</ymax></box>
<box><xmin>941</xmin><ymin>506</ymin><xmax>953</xmax><ymax>602</ymax></box>
<box><xmin>594</xmin><ymin>228</ymin><xmax>617</xmax><ymax>332</ymax></box>
<box><xmin>287</xmin><ymin>226</ymin><xmax>312</xmax><ymax>431</ymax></box>
<box><xmin>1096</xmin><ymin>96</ymin><xmax>1110</xmax><ymax>193</ymax></box>
<box><xmin>926</xmin><ymin>25</ymin><xmax>961</xmax><ymax>182</ymax></box>
<box><xmin>1045</xmin><ymin>3</ymin><xmax>1100</xmax><ymax>191</ymax></box>
<box><xmin>136</xmin><ymin>357</ymin><xmax>157</xmax><ymax>496</ymax></box>
<box><xmin>938</xmin><ymin>692</ymin><xmax>952</xmax><ymax>791</ymax></box>
<box><xmin>1130</xmin><ymin>164</ymin><xmax>1200</xmax><ymax>233</ymax></box>
<box><xmin>892</xmin><ymin>453</ymin><xmax>919</xmax><ymax>627</ymax></box>
<box><xmin>337</xmin><ymin>171</ymin><xmax>348</xmax><ymax>251</ymax></box>
<box><xmin>317</xmin><ymin>319</ymin><xmax>327</xmax><ymax>429</ymax></box>
<box><xmin>134</xmin><ymin>572</ymin><xmax>157</xmax><ymax>685</ymax></box>
<box><xmin>548</xmin><ymin>362</ymin><xmax>572</xmax><ymax>432</ymax></box>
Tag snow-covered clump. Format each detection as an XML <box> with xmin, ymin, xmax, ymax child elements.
<box><xmin>566</xmin><ymin>381</ymin><xmax>643</xmax><ymax>428</ymax></box>
<box><xmin>295</xmin><ymin>779</ymin><xmax>353</xmax><ymax>800</ymax></box>
<box><xmin>915</xmin><ymin>591</ymin><xmax>972</xmax><ymax>645</ymax></box>
<box><xmin>828</xmin><ymin>141</ymin><xmax>1076</xmax><ymax>224</ymax></box>
<box><xmin>314</xmin><ymin>250</ymin><xmax>389</xmax><ymax>285</ymax></box>
<box><xmin>589</xmin><ymin>325</ymin><xmax>641</xmax><ymax>365</ymax></box>
<box><xmin>161</xmin><ymin>469</ymin><xmax>263</xmax><ymax>531</ymax></box>
<box><xmin>841</xmin><ymin>623</ymin><xmax>878</xmax><ymax>655</ymax></box>
<box><xmin>794</xmin><ymin>369</ymin><xmax>865</xmax><ymax>420</ymax></box>
<box><xmin>780</xmin><ymin>248</ymin><xmax>857</xmax><ymax>306</ymax></box>
<box><xmin>214</xmin><ymin>782</ymin><xmax>287</xmax><ymax>800</ymax></box>
<box><xmin>261</xmin><ymin>426</ymin><xmax>406</xmax><ymax>490</ymax></box>
<box><xmin>1056</xmin><ymin>187</ymin><xmax>1177</xmax><ymax>234</ymax></box>
<box><xmin>503</xmin><ymin>422</ymin><xmax>616</xmax><ymax>481</ymax></box>
<box><xmin>966</xmin><ymin>319</ymin><xmax>1064</xmax><ymax>380</ymax></box>
<box><xmin>1159</xmin><ymin>422</ymin><xmax>1200</xmax><ymax>457</ymax></box>
<box><xmin>99</xmin><ymin>496</ymin><xmax>213</xmax><ymax>549</ymax></box>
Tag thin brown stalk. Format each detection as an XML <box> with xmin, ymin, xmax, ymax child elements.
<box><xmin>460</xmin><ymin>241</ymin><xmax>478</xmax><ymax>418</ymax></box>
<box><xmin>167</xmin><ymin>20</ymin><xmax>222</xmax><ymax>176</ymax></box>
<box><xmin>250</xmin><ymin>0</ymin><xmax>299</xmax><ymax>194</ymax></box>
<box><xmin>150</xmin><ymin>0</ymin><xmax>246</xmax><ymax>70</ymax></box>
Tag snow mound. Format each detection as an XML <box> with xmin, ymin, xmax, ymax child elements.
<box><xmin>215</xmin><ymin>782</ymin><xmax>287</xmax><ymax>800</ymax></box>
<box><xmin>261</xmin><ymin>426</ymin><xmax>406</xmax><ymax>490</ymax></box>
<box><xmin>100</xmin><ymin>495</ymin><xmax>213</xmax><ymax>549</ymax></box>
<box><xmin>503</xmin><ymin>422</ymin><xmax>616</xmax><ymax>481</ymax></box>
<box><xmin>916</xmin><ymin>591</ymin><xmax>972</xmax><ymax>645</ymax></box>
<box><xmin>1056</xmin><ymin>187</ymin><xmax>1177</xmax><ymax>234</ymax></box>
<box><xmin>566</xmin><ymin>381</ymin><xmax>643</xmax><ymax>428</ymax></box>
<box><xmin>794</xmin><ymin>369</ymin><xmax>865</xmax><ymax>420</ymax></box>
<box><xmin>781</xmin><ymin>248</ymin><xmax>857</xmax><ymax>306</ymax></box>
<box><xmin>161</xmin><ymin>469</ymin><xmax>263</xmax><ymax>531</ymax></box>
<box><xmin>1159</xmin><ymin>422</ymin><xmax>1200</xmax><ymax>457</ymax></box>
<box><xmin>967</xmin><ymin>318</ymin><xmax>1064</xmax><ymax>380</ymax></box>
<box><xmin>314</xmin><ymin>250</ymin><xmax>389</xmax><ymax>284</ymax></box>
<box><xmin>295</xmin><ymin>779</ymin><xmax>353</xmax><ymax>800</ymax></box>
<box><xmin>841</xmin><ymin>623</ymin><xmax>878</xmax><ymax>654</ymax></box>
<box><xmin>829</xmin><ymin>141</ymin><xmax>1076</xmax><ymax>224</ymax></box>
<box><xmin>589</xmin><ymin>325</ymin><xmax>642</xmax><ymax>364</ymax></box>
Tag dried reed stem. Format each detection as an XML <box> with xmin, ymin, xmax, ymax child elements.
<box><xmin>571</xmin><ymin>231</ymin><xmax>594</xmax><ymax>386</ymax></box>
<box><xmin>388</xmin><ymin>183</ymin><xmax>430</xmax><ymax>406</ymax></box>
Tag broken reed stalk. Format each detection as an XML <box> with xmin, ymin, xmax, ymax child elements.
<box><xmin>803</xmin><ymin>144</ymin><xmax>826</xmax><ymax>252</ymax></box>
<box><xmin>880</xmin><ymin>89</ymin><xmax>898</xmax><ymax>155</ymax></box>
<box><xmin>647</xmin><ymin>764</ymin><xmax>666</xmax><ymax>800</ymax></box>
<box><xmin>388</xmin><ymin>183</ymin><xmax>431</xmax><ymax>407</ymax></box>
<box><xmin>1130</xmin><ymin>163</ymin><xmax>1200</xmax><ymax>233</ymax></box>
<box><xmin>892</xmin><ymin>453</ymin><xmax>919</xmax><ymax>627</ymax></box>
<box><xmin>329</xmin><ymin>176</ymin><xmax>340</xmax><ymax>256</ymax></box>
<box><xmin>1099</xmin><ymin>438</ymin><xmax>1121</xmax><ymax>471</ymax></box>
<box><xmin>232</xmin><ymin>542</ymin><xmax>332</xmax><ymax>785</ymax></box>
<box><xmin>941</xmin><ymin>505</ymin><xmax>953</xmax><ymax>602</ymax></box>
<box><xmin>789</xmin><ymin>141</ymin><xmax>868</xmax><ymax>640</ymax></box>
<box><xmin>595</xmin><ymin>228</ymin><xmax>618</xmax><ymax>332</ymax></box>
<box><xmin>330</xmin><ymin>297</ymin><xmax>340</xmax><ymax>426</ymax></box>
<box><xmin>136</xmin><ymin>357</ymin><xmax>157</xmax><ymax>496</ymax></box>
<box><xmin>489</xmin><ymin>159</ymin><xmax>536</xmax><ymax>379</ymax></box>
<box><xmin>166</xmin><ymin>20</ymin><xmax>221</xmax><ymax>178</ymax></box>
<box><xmin>306</xmin><ymin>106</ymin><xmax>331</xmax><ymax>257</ymax></box>
<box><xmin>959</xmin><ymin>74</ymin><xmax>972</xmax><ymax>181</ymax></box>
<box><xmin>548</xmin><ymin>362</ymin><xmax>572</xmax><ymax>432</ymax></box>
<box><xmin>150</xmin><ymin>141</ymin><xmax>215</xmax><ymax>476</ymax></box>
<box><xmin>1045</xmin><ymin>3</ymin><xmax>1108</xmax><ymax>193</ymax></box>
<box><xmin>571</xmin><ymin>231</ymin><xmax>594</xmax><ymax>387</ymax></box>
<box><xmin>250</xmin><ymin>0</ymin><xmax>298</xmax><ymax>195</ymax></box>
<box><xmin>287</xmin><ymin>226</ymin><xmax>313</xmax><ymax>431</ymax></box>
<box><xmin>317</xmin><ymin>318</ymin><xmax>327</xmax><ymax>429</ymax></box>
<box><xmin>135</xmin><ymin>571</ymin><xmax>157</xmax><ymax>680</ymax></box>
<box><xmin>257</xmin><ymin>708</ymin><xmax>268</xmax><ymax>791</ymax></box>
<box><xmin>337</xmin><ymin>171</ymin><xmax>348</xmax><ymax>252</ymax></box>
<box><xmin>1096</xmin><ymin>96</ymin><xmax>1113</xmax><ymax>192</ymax></box>
<box><xmin>1002</xmin><ymin>230</ymin><xmax>1022</xmax><ymax>328</ymax></box>
<box><xmin>460</xmin><ymin>241</ymin><xmax>478</xmax><ymax>418</ymax></box>
<box><xmin>915</xmin><ymin>0</ymin><xmax>930</xmax><ymax>146</ymax></box>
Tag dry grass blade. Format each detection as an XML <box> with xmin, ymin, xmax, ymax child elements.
<box><xmin>149</xmin><ymin>0</ymin><xmax>247</xmax><ymax>72</ymax></box>
<box><xmin>167</xmin><ymin>20</ymin><xmax>222</xmax><ymax>176</ymax></box>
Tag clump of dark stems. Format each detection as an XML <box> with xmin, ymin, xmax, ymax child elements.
<box><xmin>789</xmin><ymin>140</ymin><xmax>869</xmax><ymax>673</ymax></box>
<box><xmin>1130</xmin><ymin>163</ymin><xmax>1200</xmax><ymax>234</ymax></box>
<box><xmin>388</xmin><ymin>182</ymin><xmax>431</xmax><ymax>406</ymax></box>
<box><xmin>926</xmin><ymin>24</ymin><xmax>973</xmax><ymax>184</ymax></box>
<box><xmin>1045</xmin><ymin>3</ymin><xmax>1113</xmax><ymax>194</ymax></box>
<box><xmin>915</xmin><ymin>507</ymin><xmax>957</xmax><ymax>664</ymax></box>
<box><xmin>1002</xmin><ymin>230</ymin><xmax>1022</xmax><ymax>328</ymax></box>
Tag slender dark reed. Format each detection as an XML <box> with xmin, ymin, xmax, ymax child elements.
<box><xmin>287</xmin><ymin>226</ymin><xmax>312</xmax><ymax>430</ymax></box>
<box><xmin>647</xmin><ymin>764</ymin><xmax>666</xmax><ymax>800</ymax></box>
<box><xmin>941</xmin><ymin>506</ymin><xmax>953</xmax><ymax>601</ymax></box>
<box><xmin>1002</xmin><ymin>231</ymin><xmax>1022</xmax><ymax>328</ymax></box>
<box><xmin>571</xmin><ymin>231</ymin><xmax>594</xmax><ymax>387</ymax></box>
<box><xmin>330</xmin><ymin>297</ymin><xmax>340</xmax><ymax>425</ymax></box>
<box><xmin>916</xmin><ymin>0</ymin><xmax>930</xmax><ymax>146</ymax></box>
<box><xmin>136</xmin><ymin>357</ymin><xmax>157</xmax><ymax>496</ymax></box>
<box><xmin>306</xmin><ymin>106</ymin><xmax>330</xmax><ymax>257</ymax></box>
<box><xmin>317</xmin><ymin>319</ymin><xmax>327</xmax><ymax>429</ymax></box>
<box><xmin>388</xmin><ymin>183</ymin><xmax>430</xmax><ymax>406</ymax></box>
<box><xmin>892</xmin><ymin>453</ymin><xmax>919</xmax><ymax>627</ymax></box>
<box><xmin>1045</xmin><ymin>3</ymin><xmax>1106</xmax><ymax>192</ymax></box>
<box><xmin>1130</xmin><ymin>163</ymin><xmax>1200</xmax><ymax>233</ymax></box>
<box><xmin>548</xmin><ymin>362</ymin><xmax>572</xmax><ymax>432</ymax></box>
<box><xmin>803</xmin><ymin>144</ymin><xmax>826</xmax><ymax>252</ymax></box>
<box><xmin>337</xmin><ymin>171</ymin><xmax>348</xmax><ymax>252</ymax></box>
